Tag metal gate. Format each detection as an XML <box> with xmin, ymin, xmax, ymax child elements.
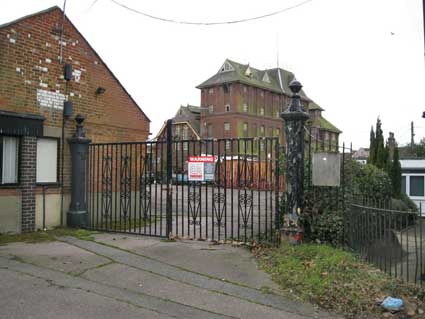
<box><xmin>85</xmin><ymin>137</ymin><xmax>282</xmax><ymax>243</ymax></box>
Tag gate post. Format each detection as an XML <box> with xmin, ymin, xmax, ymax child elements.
<box><xmin>280</xmin><ymin>80</ymin><xmax>309</xmax><ymax>223</ymax></box>
<box><xmin>166</xmin><ymin>119</ymin><xmax>173</xmax><ymax>238</ymax></box>
<box><xmin>67</xmin><ymin>114</ymin><xmax>91</xmax><ymax>228</ymax></box>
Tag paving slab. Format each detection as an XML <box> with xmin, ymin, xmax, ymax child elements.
<box><xmin>82</xmin><ymin>262</ymin><xmax>307</xmax><ymax>319</ymax></box>
<box><xmin>61</xmin><ymin>236</ymin><xmax>338</xmax><ymax>318</ymax></box>
<box><xmin>0</xmin><ymin>256</ymin><xmax>231</xmax><ymax>319</ymax></box>
<box><xmin>0</xmin><ymin>241</ymin><xmax>110</xmax><ymax>275</ymax></box>
<box><xmin>92</xmin><ymin>233</ymin><xmax>279</xmax><ymax>290</ymax></box>
<box><xmin>0</xmin><ymin>235</ymin><xmax>341</xmax><ymax>319</ymax></box>
<box><xmin>0</xmin><ymin>268</ymin><xmax>175</xmax><ymax>319</ymax></box>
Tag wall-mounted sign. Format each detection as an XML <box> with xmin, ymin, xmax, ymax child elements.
<box><xmin>188</xmin><ymin>156</ymin><xmax>215</xmax><ymax>181</ymax></box>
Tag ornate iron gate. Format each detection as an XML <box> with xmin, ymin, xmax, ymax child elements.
<box><xmin>86</xmin><ymin>137</ymin><xmax>282</xmax><ymax>243</ymax></box>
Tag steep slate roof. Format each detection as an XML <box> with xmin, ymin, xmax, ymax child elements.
<box><xmin>311</xmin><ymin>116</ymin><xmax>342</xmax><ymax>133</ymax></box>
<box><xmin>308</xmin><ymin>101</ymin><xmax>324</xmax><ymax>111</ymax></box>
<box><xmin>0</xmin><ymin>6</ymin><xmax>150</xmax><ymax>122</ymax></box>
<box><xmin>197</xmin><ymin>59</ymin><xmax>309</xmax><ymax>99</ymax></box>
<box><xmin>175</xmin><ymin>104</ymin><xmax>200</xmax><ymax>134</ymax></box>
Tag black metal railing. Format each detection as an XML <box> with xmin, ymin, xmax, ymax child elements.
<box><xmin>347</xmin><ymin>202</ymin><xmax>424</xmax><ymax>285</ymax></box>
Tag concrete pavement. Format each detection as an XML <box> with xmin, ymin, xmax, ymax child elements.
<box><xmin>0</xmin><ymin>233</ymin><xmax>340</xmax><ymax>319</ymax></box>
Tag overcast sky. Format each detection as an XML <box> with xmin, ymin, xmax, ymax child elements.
<box><xmin>1</xmin><ymin>0</ymin><xmax>424</xmax><ymax>149</ymax></box>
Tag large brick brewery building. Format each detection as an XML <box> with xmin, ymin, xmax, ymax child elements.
<box><xmin>0</xmin><ymin>7</ymin><xmax>150</xmax><ymax>233</ymax></box>
<box><xmin>197</xmin><ymin>59</ymin><xmax>341</xmax><ymax>146</ymax></box>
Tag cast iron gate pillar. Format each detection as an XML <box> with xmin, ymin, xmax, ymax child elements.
<box><xmin>68</xmin><ymin>114</ymin><xmax>91</xmax><ymax>227</ymax></box>
<box><xmin>280</xmin><ymin>80</ymin><xmax>309</xmax><ymax>222</ymax></box>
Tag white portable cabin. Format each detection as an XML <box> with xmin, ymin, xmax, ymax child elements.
<box><xmin>400</xmin><ymin>159</ymin><xmax>425</xmax><ymax>215</ymax></box>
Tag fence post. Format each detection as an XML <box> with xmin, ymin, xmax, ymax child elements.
<box><xmin>67</xmin><ymin>114</ymin><xmax>91</xmax><ymax>228</ymax></box>
<box><xmin>280</xmin><ymin>80</ymin><xmax>310</xmax><ymax>224</ymax></box>
<box><xmin>166</xmin><ymin>119</ymin><xmax>173</xmax><ymax>238</ymax></box>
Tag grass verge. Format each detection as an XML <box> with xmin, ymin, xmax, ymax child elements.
<box><xmin>0</xmin><ymin>228</ymin><xmax>96</xmax><ymax>245</ymax></box>
<box><xmin>254</xmin><ymin>243</ymin><xmax>425</xmax><ymax>318</ymax></box>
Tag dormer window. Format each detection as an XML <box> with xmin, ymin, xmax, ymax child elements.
<box><xmin>219</xmin><ymin>61</ymin><xmax>234</xmax><ymax>73</ymax></box>
<box><xmin>262</xmin><ymin>72</ymin><xmax>270</xmax><ymax>83</ymax></box>
<box><xmin>245</xmin><ymin>66</ymin><xmax>252</xmax><ymax>77</ymax></box>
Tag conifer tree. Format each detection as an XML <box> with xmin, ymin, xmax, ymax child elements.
<box><xmin>391</xmin><ymin>147</ymin><xmax>402</xmax><ymax>198</ymax></box>
<box><xmin>368</xmin><ymin>126</ymin><xmax>376</xmax><ymax>164</ymax></box>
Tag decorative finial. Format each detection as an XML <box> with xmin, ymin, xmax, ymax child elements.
<box><xmin>289</xmin><ymin>80</ymin><xmax>302</xmax><ymax>94</ymax></box>
<box><xmin>75</xmin><ymin>114</ymin><xmax>85</xmax><ymax>125</ymax></box>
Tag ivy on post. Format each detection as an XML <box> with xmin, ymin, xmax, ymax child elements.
<box><xmin>280</xmin><ymin>80</ymin><xmax>309</xmax><ymax>241</ymax></box>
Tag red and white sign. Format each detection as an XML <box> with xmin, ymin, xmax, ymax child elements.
<box><xmin>188</xmin><ymin>156</ymin><xmax>215</xmax><ymax>181</ymax></box>
<box><xmin>188</xmin><ymin>156</ymin><xmax>214</xmax><ymax>163</ymax></box>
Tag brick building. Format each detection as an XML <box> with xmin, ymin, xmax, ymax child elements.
<box><xmin>154</xmin><ymin>104</ymin><xmax>201</xmax><ymax>174</ymax></box>
<box><xmin>196</xmin><ymin>59</ymin><xmax>340</xmax><ymax>150</ymax></box>
<box><xmin>0</xmin><ymin>7</ymin><xmax>150</xmax><ymax>233</ymax></box>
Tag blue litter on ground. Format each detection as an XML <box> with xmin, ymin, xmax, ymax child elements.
<box><xmin>381</xmin><ymin>297</ymin><xmax>403</xmax><ymax>312</ymax></box>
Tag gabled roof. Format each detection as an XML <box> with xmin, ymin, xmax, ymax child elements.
<box><xmin>153</xmin><ymin>120</ymin><xmax>201</xmax><ymax>141</ymax></box>
<box><xmin>174</xmin><ymin>104</ymin><xmax>200</xmax><ymax>133</ymax></box>
<box><xmin>0</xmin><ymin>6</ymin><xmax>150</xmax><ymax>122</ymax></box>
<box><xmin>197</xmin><ymin>59</ymin><xmax>310</xmax><ymax>99</ymax></box>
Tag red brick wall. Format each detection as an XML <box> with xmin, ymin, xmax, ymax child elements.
<box><xmin>0</xmin><ymin>8</ymin><xmax>150</xmax><ymax>195</ymax></box>
<box><xmin>200</xmin><ymin>83</ymin><xmax>286</xmax><ymax>142</ymax></box>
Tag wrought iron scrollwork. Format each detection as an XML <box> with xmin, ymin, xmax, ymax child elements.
<box><xmin>238</xmin><ymin>193</ymin><xmax>253</xmax><ymax>229</ymax></box>
<box><xmin>101</xmin><ymin>155</ymin><xmax>112</xmax><ymax>218</ymax></box>
<box><xmin>120</xmin><ymin>154</ymin><xmax>131</xmax><ymax>219</ymax></box>
<box><xmin>188</xmin><ymin>190</ymin><xmax>201</xmax><ymax>225</ymax></box>
<box><xmin>213</xmin><ymin>192</ymin><xmax>226</xmax><ymax>227</ymax></box>
<box><xmin>139</xmin><ymin>155</ymin><xmax>151</xmax><ymax>221</ymax></box>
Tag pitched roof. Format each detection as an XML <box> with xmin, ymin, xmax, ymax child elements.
<box><xmin>0</xmin><ymin>6</ymin><xmax>150</xmax><ymax>122</ymax></box>
<box><xmin>311</xmin><ymin>116</ymin><xmax>342</xmax><ymax>134</ymax></box>
<box><xmin>308</xmin><ymin>101</ymin><xmax>324</xmax><ymax>111</ymax></box>
<box><xmin>197</xmin><ymin>59</ymin><xmax>310</xmax><ymax>99</ymax></box>
<box><xmin>174</xmin><ymin>104</ymin><xmax>200</xmax><ymax>133</ymax></box>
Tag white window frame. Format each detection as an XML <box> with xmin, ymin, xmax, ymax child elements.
<box><xmin>260</xmin><ymin>107</ymin><xmax>265</xmax><ymax>116</ymax></box>
<box><xmin>1</xmin><ymin>136</ymin><xmax>19</xmax><ymax>185</ymax></box>
<box><xmin>224</xmin><ymin>122</ymin><xmax>230</xmax><ymax>131</ymax></box>
<box><xmin>243</xmin><ymin>103</ymin><xmax>248</xmax><ymax>112</ymax></box>
<box><xmin>403</xmin><ymin>174</ymin><xmax>425</xmax><ymax>199</ymax></box>
<box><xmin>225</xmin><ymin>104</ymin><xmax>231</xmax><ymax>112</ymax></box>
<box><xmin>36</xmin><ymin>137</ymin><xmax>59</xmax><ymax>184</ymax></box>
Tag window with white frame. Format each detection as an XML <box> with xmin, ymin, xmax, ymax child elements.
<box><xmin>182</xmin><ymin>126</ymin><xmax>188</xmax><ymax>140</ymax></box>
<box><xmin>0</xmin><ymin>136</ymin><xmax>19</xmax><ymax>184</ymax></box>
<box><xmin>36</xmin><ymin>138</ymin><xmax>58</xmax><ymax>183</ymax></box>
<box><xmin>225</xmin><ymin>140</ymin><xmax>231</xmax><ymax>150</ymax></box>
<box><xmin>410</xmin><ymin>176</ymin><xmax>424</xmax><ymax>197</ymax></box>
<box><xmin>260</xmin><ymin>107</ymin><xmax>265</xmax><ymax>116</ymax></box>
<box><xmin>243</xmin><ymin>103</ymin><xmax>248</xmax><ymax>112</ymax></box>
<box><xmin>243</xmin><ymin>122</ymin><xmax>248</xmax><ymax>137</ymax></box>
<box><xmin>208</xmin><ymin>88</ymin><xmax>214</xmax><ymax>94</ymax></box>
<box><xmin>208</xmin><ymin>105</ymin><xmax>214</xmax><ymax>113</ymax></box>
<box><xmin>260</xmin><ymin>125</ymin><xmax>265</xmax><ymax>136</ymax></box>
<box><xmin>224</xmin><ymin>122</ymin><xmax>230</xmax><ymax>131</ymax></box>
<box><xmin>225</xmin><ymin>104</ymin><xmax>231</xmax><ymax>112</ymax></box>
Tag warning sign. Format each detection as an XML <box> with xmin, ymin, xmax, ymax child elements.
<box><xmin>188</xmin><ymin>156</ymin><xmax>215</xmax><ymax>182</ymax></box>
